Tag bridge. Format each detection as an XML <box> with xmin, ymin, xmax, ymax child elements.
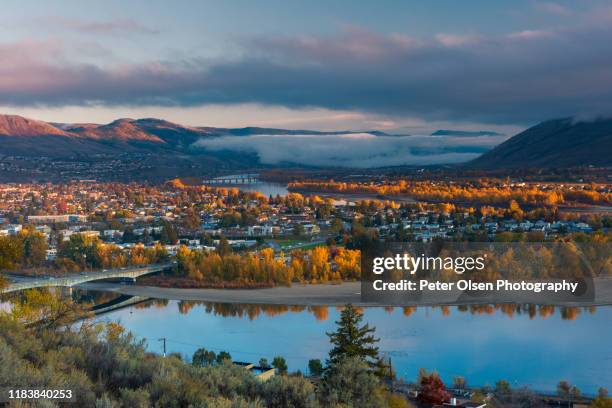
<box><xmin>1</xmin><ymin>262</ymin><xmax>174</xmax><ymax>294</ymax></box>
<box><xmin>91</xmin><ymin>295</ymin><xmax>151</xmax><ymax>315</ymax></box>
<box><xmin>202</xmin><ymin>173</ymin><xmax>259</xmax><ymax>185</ymax></box>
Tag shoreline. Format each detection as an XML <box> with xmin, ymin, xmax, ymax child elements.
<box><xmin>78</xmin><ymin>281</ymin><xmax>363</xmax><ymax>306</ymax></box>
<box><xmin>77</xmin><ymin>280</ymin><xmax>612</xmax><ymax>307</ymax></box>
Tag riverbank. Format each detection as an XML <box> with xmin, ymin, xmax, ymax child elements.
<box><xmin>78</xmin><ymin>281</ymin><xmax>363</xmax><ymax>306</ymax></box>
<box><xmin>78</xmin><ymin>278</ymin><xmax>612</xmax><ymax>307</ymax></box>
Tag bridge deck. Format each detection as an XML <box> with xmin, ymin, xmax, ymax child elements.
<box><xmin>1</xmin><ymin>262</ymin><xmax>174</xmax><ymax>294</ymax></box>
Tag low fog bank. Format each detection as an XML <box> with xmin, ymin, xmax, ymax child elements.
<box><xmin>194</xmin><ymin>133</ymin><xmax>507</xmax><ymax>168</ymax></box>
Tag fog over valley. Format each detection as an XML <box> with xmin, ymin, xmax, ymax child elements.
<box><xmin>195</xmin><ymin>133</ymin><xmax>507</xmax><ymax>167</ymax></box>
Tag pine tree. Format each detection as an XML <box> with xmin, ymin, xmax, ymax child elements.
<box><xmin>326</xmin><ymin>304</ymin><xmax>380</xmax><ymax>366</ymax></box>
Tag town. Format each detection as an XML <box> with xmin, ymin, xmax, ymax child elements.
<box><xmin>0</xmin><ymin>179</ymin><xmax>609</xmax><ymax>268</ymax></box>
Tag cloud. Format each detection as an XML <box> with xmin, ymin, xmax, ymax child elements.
<box><xmin>435</xmin><ymin>33</ymin><xmax>481</xmax><ymax>46</ymax></box>
<box><xmin>534</xmin><ymin>2</ymin><xmax>572</xmax><ymax>16</ymax></box>
<box><xmin>194</xmin><ymin>133</ymin><xmax>506</xmax><ymax>167</ymax></box>
<box><xmin>47</xmin><ymin>17</ymin><xmax>159</xmax><ymax>35</ymax></box>
<box><xmin>2</xmin><ymin>19</ymin><xmax>612</xmax><ymax>126</ymax></box>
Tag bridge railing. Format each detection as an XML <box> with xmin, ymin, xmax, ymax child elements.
<box><xmin>1</xmin><ymin>262</ymin><xmax>175</xmax><ymax>294</ymax></box>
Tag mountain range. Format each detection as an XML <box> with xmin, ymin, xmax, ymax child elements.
<box><xmin>0</xmin><ymin>114</ymin><xmax>610</xmax><ymax>170</ymax></box>
<box><xmin>431</xmin><ymin>130</ymin><xmax>503</xmax><ymax>137</ymax></box>
<box><xmin>0</xmin><ymin>114</ymin><xmax>394</xmax><ymax>157</ymax></box>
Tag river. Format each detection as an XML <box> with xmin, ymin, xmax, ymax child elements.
<box><xmin>93</xmin><ymin>297</ymin><xmax>612</xmax><ymax>395</ymax></box>
<box><xmin>239</xmin><ymin>181</ymin><xmax>288</xmax><ymax>197</ymax></box>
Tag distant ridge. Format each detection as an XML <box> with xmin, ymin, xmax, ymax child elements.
<box><xmin>0</xmin><ymin>113</ymin><xmax>390</xmax><ymax>157</ymax></box>
<box><xmin>431</xmin><ymin>129</ymin><xmax>503</xmax><ymax>137</ymax></box>
<box><xmin>468</xmin><ymin>117</ymin><xmax>612</xmax><ymax>168</ymax></box>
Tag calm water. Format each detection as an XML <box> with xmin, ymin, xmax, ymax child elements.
<box><xmin>97</xmin><ymin>300</ymin><xmax>612</xmax><ymax>394</ymax></box>
<box><xmin>239</xmin><ymin>182</ymin><xmax>288</xmax><ymax>197</ymax></box>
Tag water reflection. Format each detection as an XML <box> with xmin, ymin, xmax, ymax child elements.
<box><xmin>97</xmin><ymin>298</ymin><xmax>611</xmax><ymax>394</ymax></box>
<box><xmin>127</xmin><ymin>298</ymin><xmax>597</xmax><ymax>322</ymax></box>
<box><xmin>1</xmin><ymin>287</ymin><xmax>600</xmax><ymax>323</ymax></box>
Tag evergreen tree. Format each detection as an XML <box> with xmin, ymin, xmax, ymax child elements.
<box><xmin>272</xmin><ymin>356</ymin><xmax>288</xmax><ymax>375</ymax></box>
<box><xmin>326</xmin><ymin>304</ymin><xmax>380</xmax><ymax>367</ymax></box>
<box><xmin>308</xmin><ymin>359</ymin><xmax>324</xmax><ymax>377</ymax></box>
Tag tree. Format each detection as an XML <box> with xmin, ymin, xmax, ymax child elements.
<box><xmin>192</xmin><ymin>348</ymin><xmax>216</xmax><ymax>367</ymax></box>
<box><xmin>557</xmin><ymin>380</ymin><xmax>571</xmax><ymax>398</ymax></box>
<box><xmin>10</xmin><ymin>289</ymin><xmax>90</xmax><ymax>330</ymax></box>
<box><xmin>272</xmin><ymin>356</ymin><xmax>288</xmax><ymax>375</ymax></box>
<box><xmin>293</xmin><ymin>223</ymin><xmax>304</xmax><ymax>238</ymax></box>
<box><xmin>0</xmin><ymin>235</ymin><xmax>24</xmax><ymax>269</ymax></box>
<box><xmin>119</xmin><ymin>388</ymin><xmax>150</xmax><ymax>408</ymax></box>
<box><xmin>308</xmin><ymin>359</ymin><xmax>323</xmax><ymax>377</ymax></box>
<box><xmin>591</xmin><ymin>397</ymin><xmax>612</xmax><ymax>408</ymax></box>
<box><xmin>334</xmin><ymin>248</ymin><xmax>361</xmax><ymax>280</ymax></box>
<box><xmin>258</xmin><ymin>374</ymin><xmax>317</xmax><ymax>408</ymax></box>
<box><xmin>159</xmin><ymin>221</ymin><xmax>178</xmax><ymax>245</ymax></box>
<box><xmin>122</xmin><ymin>227</ymin><xmax>136</xmax><ymax>243</ymax></box>
<box><xmin>216</xmin><ymin>351</ymin><xmax>232</xmax><ymax>364</ymax></box>
<box><xmin>216</xmin><ymin>351</ymin><xmax>231</xmax><ymax>364</ymax></box>
<box><xmin>217</xmin><ymin>235</ymin><xmax>232</xmax><ymax>257</ymax></box>
<box><xmin>330</xmin><ymin>218</ymin><xmax>344</xmax><ymax>234</ymax></box>
<box><xmin>453</xmin><ymin>375</ymin><xmax>467</xmax><ymax>390</ymax></box>
<box><xmin>320</xmin><ymin>356</ymin><xmax>385</xmax><ymax>407</ymax></box>
<box><xmin>183</xmin><ymin>207</ymin><xmax>200</xmax><ymax>230</ymax></box>
<box><xmin>22</xmin><ymin>230</ymin><xmax>47</xmax><ymax>267</ymax></box>
<box><xmin>387</xmin><ymin>394</ymin><xmax>414</xmax><ymax>408</ymax></box>
<box><xmin>495</xmin><ymin>379</ymin><xmax>512</xmax><ymax>396</ymax></box>
<box><xmin>259</xmin><ymin>358</ymin><xmax>270</xmax><ymax>369</ymax></box>
<box><xmin>418</xmin><ymin>373</ymin><xmax>450</xmax><ymax>405</ymax></box>
<box><xmin>599</xmin><ymin>388</ymin><xmax>609</xmax><ymax>399</ymax></box>
<box><xmin>326</xmin><ymin>304</ymin><xmax>380</xmax><ymax>367</ymax></box>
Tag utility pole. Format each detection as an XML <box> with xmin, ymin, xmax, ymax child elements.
<box><xmin>158</xmin><ymin>337</ymin><xmax>166</xmax><ymax>357</ymax></box>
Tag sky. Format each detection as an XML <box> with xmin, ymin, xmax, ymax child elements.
<box><xmin>1</xmin><ymin>0</ymin><xmax>612</xmax><ymax>134</ymax></box>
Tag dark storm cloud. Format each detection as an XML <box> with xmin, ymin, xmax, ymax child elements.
<box><xmin>2</xmin><ymin>20</ymin><xmax>612</xmax><ymax>124</ymax></box>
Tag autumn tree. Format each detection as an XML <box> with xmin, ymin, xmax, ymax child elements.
<box><xmin>22</xmin><ymin>230</ymin><xmax>47</xmax><ymax>267</ymax></box>
<box><xmin>182</xmin><ymin>207</ymin><xmax>201</xmax><ymax>230</ymax></box>
<box><xmin>453</xmin><ymin>375</ymin><xmax>467</xmax><ymax>390</ymax></box>
<box><xmin>334</xmin><ymin>248</ymin><xmax>361</xmax><ymax>280</ymax></box>
<box><xmin>217</xmin><ymin>235</ymin><xmax>232</xmax><ymax>257</ymax></box>
<box><xmin>306</xmin><ymin>246</ymin><xmax>331</xmax><ymax>282</ymax></box>
<box><xmin>418</xmin><ymin>373</ymin><xmax>450</xmax><ymax>405</ymax></box>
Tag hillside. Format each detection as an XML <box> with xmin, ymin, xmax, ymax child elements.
<box><xmin>0</xmin><ymin>115</ymin><xmax>71</xmax><ymax>137</ymax></box>
<box><xmin>468</xmin><ymin>117</ymin><xmax>612</xmax><ymax>168</ymax></box>
<box><xmin>0</xmin><ymin>114</ymin><xmax>383</xmax><ymax>158</ymax></box>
